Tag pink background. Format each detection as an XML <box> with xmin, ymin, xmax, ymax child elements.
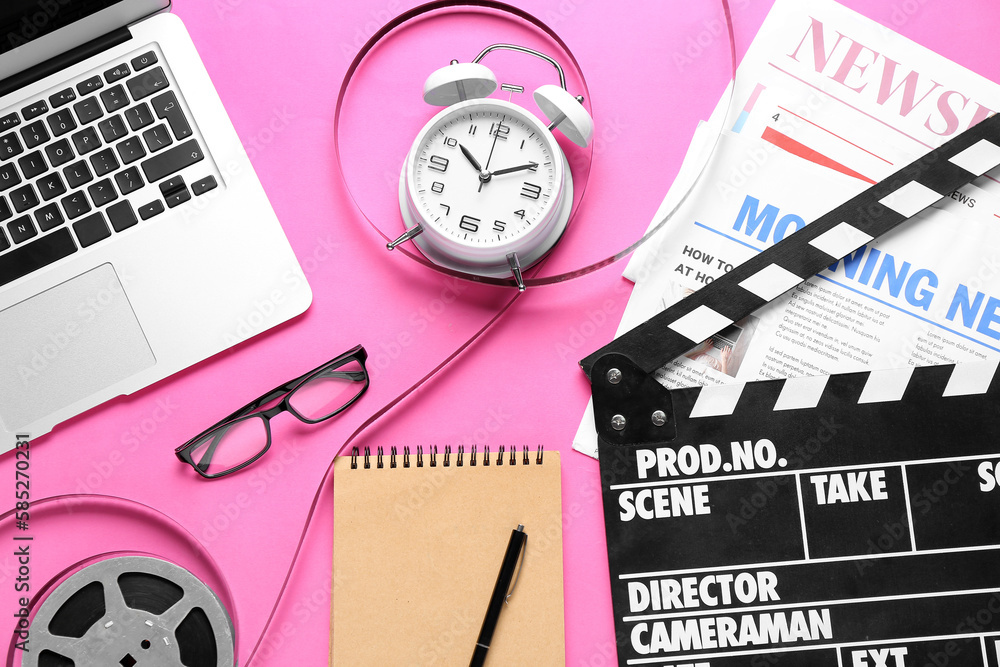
<box><xmin>2</xmin><ymin>0</ymin><xmax>999</xmax><ymax>664</ymax></box>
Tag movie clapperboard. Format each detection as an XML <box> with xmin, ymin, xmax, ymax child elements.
<box><xmin>581</xmin><ymin>113</ymin><xmax>1000</xmax><ymax>666</ymax></box>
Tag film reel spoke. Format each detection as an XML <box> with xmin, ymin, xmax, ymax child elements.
<box><xmin>158</xmin><ymin>597</ymin><xmax>198</xmax><ymax>636</ymax></box>
<box><xmin>35</xmin><ymin>636</ymin><xmax>87</xmax><ymax>664</ymax></box>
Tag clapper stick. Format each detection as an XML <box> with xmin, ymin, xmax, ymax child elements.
<box><xmin>580</xmin><ymin>114</ymin><xmax>1000</xmax><ymax>380</ymax></box>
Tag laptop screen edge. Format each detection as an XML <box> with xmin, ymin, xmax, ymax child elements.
<box><xmin>0</xmin><ymin>0</ymin><xmax>170</xmax><ymax>81</ymax></box>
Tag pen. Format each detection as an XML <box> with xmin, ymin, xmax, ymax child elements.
<box><xmin>470</xmin><ymin>524</ymin><xmax>527</xmax><ymax>667</ymax></box>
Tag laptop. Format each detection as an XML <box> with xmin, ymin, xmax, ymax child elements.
<box><xmin>711</xmin><ymin>323</ymin><xmax>743</xmax><ymax>350</ymax></box>
<box><xmin>0</xmin><ymin>1</ymin><xmax>312</xmax><ymax>450</ymax></box>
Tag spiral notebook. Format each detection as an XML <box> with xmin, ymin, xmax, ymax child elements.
<box><xmin>330</xmin><ymin>446</ymin><xmax>565</xmax><ymax>665</ymax></box>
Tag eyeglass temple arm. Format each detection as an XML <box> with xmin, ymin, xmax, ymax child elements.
<box><xmin>226</xmin><ymin>346</ymin><xmax>366</xmax><ymax>420</ymax></box>
<box><xmin>193</xmin><ymin>425</ymin><xmax>231</xmax><ymax>472</ymax></box>
<box><xmin>206</xmin><ymin>370</ymin><xmax>366</xmax><ymax>434</ymax></box>
<box><xmin>320</xmin><ymin>370</ymin><xmax>367</xmax><ymax>381</ymax></box>
<box><xmin>217</xmin><ymin>376</ymin><xmax>306</xmax><ymax>424</ymax></box>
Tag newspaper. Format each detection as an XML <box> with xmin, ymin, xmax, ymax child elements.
<box><xmin>575</xmin><ymin>0</ymin><xmax>1000</xmax><ymax>458</ymax></box>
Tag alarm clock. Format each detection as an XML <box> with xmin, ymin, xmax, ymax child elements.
<box><xmin>390</xmin><ymin>43</ymin><xmax>593</xmax><ymax>290</ymax></box>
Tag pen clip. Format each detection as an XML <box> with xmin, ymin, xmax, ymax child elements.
<box><xmin>504</xmin><ymin>533</ymin><xmax>527</xmax><ymax>605</ymax></box>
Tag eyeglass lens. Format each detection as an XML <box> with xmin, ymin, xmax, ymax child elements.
<box><xmin>288</xmin><ymin>359</ymin><xmax>367</xmax><ymax>421</ymax></box>
<box><xmin>189</xmin><ymin>415</ymin><xmax>269</xmax><ymax>477</ymax></box>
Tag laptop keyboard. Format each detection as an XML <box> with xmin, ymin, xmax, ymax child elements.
<box><xmin>0</xmin><ymin>49</ymin><xmax>220</xmax><ymax>288</ymax></box>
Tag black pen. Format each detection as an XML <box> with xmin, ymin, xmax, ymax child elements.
<box><xmin>470</xmin><ymin>524</ymin><xmax>527</xmax><ymax>667</ymax></box>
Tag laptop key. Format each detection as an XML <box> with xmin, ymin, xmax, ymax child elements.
<box><xmin>35</xmin><ymin>203</ymin><xmax>64</xmax><ymax>231</ymax></box>
<box><xmin>117</xmin><ymin>137</ymin><xmax>146</xmax><ymax>164</ymax></box>
<box><xmin>192</xmin><ymin>175</ymin><xmax>218</xmax><ymax>196</ymax></box>
<box><xmin>138</xmin><ymin>200</ymin><xmax>164</xmax><ymax>220</ymax></box>
<box><xmin>64</xmin><ymin>161</ymin><xmax>93</xmax><ymax>188</ymax></box>
<box><xmin>37</xmin><ymin>173</ymin><xmax>66</xmax><ymax>201</ymax></box>
<box><xmin>115</xmin><ymin>167</ymin><xmax>143</xmax><ymax>195</ymax></box>
<box><xmin>127</xmin><ymin>66</ymin><xmax>168</xmax><ymax>101</ymax></box>
<box><xmin>10</xmin><ymin>185</ymin><xmax>38</xmax><ymax>213</ymax></box>
<box><xmin>0</xmin><ymin>197</ymin><xmax>10</xmax><ymax>222</ymax></box>
<box><xmin>18</xmin><ymin>151</ymin><xmax>46</xmax><ymax>179</ymax></box>
<box><xmin>20</xmin><ymin>120</ymin><xmax>49</xmax><ymax>148</ymax></box>
<box><xmin>72</xmin><ymin>127</ymin><xmax>102</xmax><ymax>155</ymax></box>
<box><xmin>0</xmin><ymin>132</ymin><xmax>23</xmax><ymax>160</ymax></box>
<box><xmin>105</xmin><ymin>63</ymin><xmax>130</xmax><ymax>83</ymax></box>
<box><xmin>61</xmin><ymin>191</ymin><xmax>91</xmax><ymax>219</ymax></box>
<box><xmin>159</xmin><ymin>176</ymin><xmax>184</xmax><ymax>195</ymax></box>
<box><xmin>107</xmin><ymin>200</ymin><xmax>138</xmax><ymax>232</ymax></box>
<box><xmin>73</xmin><ymin>212</ymin><xmax>110</xmax><ymax>247</ymax></box>
<box><xmin>100</xmin><ymin>85</ymin><xmax>130</xmax><ymax>112</ymax></box>
<box><xmin>87</xmin><ymin>179</ymin><xmax>117</xmax><ymax>207</ymax></box>
<box><xmin>0</xmin><ymin>228</ymin><xmax>7</xmax><ymax>252</ymax></box>
<box><xmin>90</xmin><ymin>148</ymin><xmax>119</xmax><ymax>176</ymax></box>
<box><xmin>45</xmin><ymin>138</ymin><xmax>74</xmax><ymax>167</ymax></box>
<box><xmin>21</xmin><ymin>101</ymin><xmax>46</xmax><ymax>120</ymax></box>
<box><xmin>73</xmin><ymin>96</ymin><xmax>104</xmax><ymax>125</ymax></box>
<box><xmin>131</xmin><ymin>51</ymin><xmax>159</xmax><ymax>71</ymax></box>
<box><xmin>143</xmin><ymin>124</ymin><xmax>172</xmax><ymax>153</ymax></box>
<box><xmin>0</xmin><ymin>227</ymin><xmax>77</xmax><ymax>287</ymax></box>
<box><xmin>7</xmin><ymin>216</ymin><xmax>36</xmax><ymax>243</ymax></box>
<box><xmin>49</xmin><ymin>88</ymin><xmax>76</xmax><ymax>108</ymax></box>
<box><xmin>165</xmin><ymin>188</ymin><xmax>191</xmax><ymax>208</ymax></box>
<box><xmin>98</xmin><ymin>115</ymin><xmax>127</xmax><ymax>142</ymax></box>
<box><xmin>76</xmin><ymin>76</ymin><xmax>104</xmax><ymax>96</ymax></box>
<box><xmin>1</xmin><ymin>113</ymin><xmax>21</xmax><ymax>130</ymax></box>
<box><xmin>0</xmin><ymin>163</ymin><xmax>20</xmax><ymax>191</ymax></box>
<box><xmin>151</xmin><ymin>91</ymin><xmax>192</xmax><ymax>139</ymax></box>
<box><xmin>124</xmin><ymin>103</ymin><xmax>154</xmax><ymax>131</ymax></box>
<box><xmin>47</xmin><ymin>109</ymin><xmax>77</xmax><ymax>137</ymax></box>
<box><xmin>141</xmin><ymin>139</ymin><xmax>204</xmax><ymax>182</ymax></box>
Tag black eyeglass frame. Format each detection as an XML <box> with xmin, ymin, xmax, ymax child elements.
<box><xmin>175</xmin><ymin>345</ymin><xmax>369</xmax><ymax>478</ymax></box>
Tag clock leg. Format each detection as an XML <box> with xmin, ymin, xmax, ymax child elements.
<box><xmin>387</xmin><ymin>224</ymin><xmax>424</xmax><ymax>250</ymax></box>
<box><xmin>506</xmin><ymin>252</ymin><xmax>525</xmax><ymax>292</ymax></box>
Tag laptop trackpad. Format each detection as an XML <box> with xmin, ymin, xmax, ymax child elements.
<box><xmin>0</xmin><ymin>264</ymin><xmax>155</xmax><ymax>430</ymax></box>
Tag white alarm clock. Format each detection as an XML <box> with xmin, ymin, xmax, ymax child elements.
<box><xmin>391</xmin><ymin>44</ymin><xmax>593</xmax><ymax>290</ymax></box>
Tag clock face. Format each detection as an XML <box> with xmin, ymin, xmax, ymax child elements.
<box><xmin>405</xmin><ymin>100</ymin><xmax>564</xmax><ymax>255</ymax></box>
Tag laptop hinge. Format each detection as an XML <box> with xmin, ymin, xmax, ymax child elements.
<box><xmin>0</xmin><ymin>26</ymin><xmax>131</xmax><ymax>99</ymax></box>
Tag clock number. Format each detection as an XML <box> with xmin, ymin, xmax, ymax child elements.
<box><xmin>514</xmin><ymin>209</ymin><xmax>526</xmax><ymax>219</ymax></box>
<box><xmin>489</xmin><ymin>122</ymin><xmax>510</xmax><ymax>140</ymax></box>
<box><xmin>440</xmin><ymin>204</ymin><xmax>450</xmax><ymax>216</ymax></box>
<box><xmin>493</xmin><ymin>220</ymin><xmax>506</xmax><ymax>232</ymax></box>
<box><xmin>428</xmin><ymin>155</ymin><xmax>449</xmax><ymax>173</ymax></box>
<box><xmin>520</xmin><ymin>182</ymin><xmax>542</xmax><ymax>200</ymax></box>
<box><xmin>443</xmin><ymin>137</ymin><xmax>458</xmax><ymax>147</ymax></box>
<box><xmin>431</xmin><ymin>181</ymin><xmax>445</xmax><ymax>194</ymax></box>
<box><xmin>468</xmin><ymin>124</ymin><xmax>477</xmax><ymax>135</ymax></box>
<box><xmin>459</xmin><ymin>215</ymin><xmax>480</xmax><ymax>232</ymax></box>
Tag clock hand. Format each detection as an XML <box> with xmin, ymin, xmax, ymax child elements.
<box><xmin>490</xmin><ymin>162</ymin><xmax>538</xmax><ymax>176</ymax></box>
<box><xmin>459</xmin><ymin>143</ymin><xmax>483</xmax><ymax>172</ymax></box>
<box><xmin>479</xmin><ymin>116</ymin><xmax>505</xmax><ymax>192</ymax></box>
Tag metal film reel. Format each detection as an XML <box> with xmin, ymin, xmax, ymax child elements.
<box><xmin>22</xmin><ymin>556</ymin><xmax>235</xmax><ymax>667</ymax></box>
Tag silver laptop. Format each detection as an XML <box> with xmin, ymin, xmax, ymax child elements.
<box><xmin>0</xmin><ymin>1</ymin><xmax>312</xmax><ymax>450</ymax></box>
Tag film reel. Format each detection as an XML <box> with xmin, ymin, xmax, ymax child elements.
<box><xmin>21</xmin><ymin>556</ymin><xmax>235</xmax><ymax>667</ymax></box>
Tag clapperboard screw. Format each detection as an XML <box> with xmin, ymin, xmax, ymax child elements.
<box><xmin>606</xmin><ymin>368</ymin><xmax>622</xmax><ymax>385</ymax></box>
<box><xmin>651</xmin><ymin>410</ymin><xmax>667</xmax><ymax>427</ymax></box>
<box><xmin>611</xmin><ymin>415</ymin><xmax>627</xmax><ymax>431</ymax></box>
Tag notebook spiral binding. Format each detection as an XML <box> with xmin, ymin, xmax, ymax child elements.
<box><xmin>350</xmin><ymin>444</ymin><xmax>544</xmax><ymax>469</ymax></box>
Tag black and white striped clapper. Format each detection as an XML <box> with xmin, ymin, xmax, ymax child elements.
<box><xmin>580</xmin><ymin>113</ymin><xmax>1000</xmax><ymax>378</ymax></box>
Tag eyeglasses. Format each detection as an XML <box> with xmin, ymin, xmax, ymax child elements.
<box><xmin>175</xmin><ymin>345</ymin><xmax>369</xmax><ymax>478</ymax></box>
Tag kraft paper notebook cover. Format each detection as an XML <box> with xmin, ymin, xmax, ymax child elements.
<box><xmin>331</xmin><ymin>447</ymin><xmax>565</xmax><ymax>665</ymax></box>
